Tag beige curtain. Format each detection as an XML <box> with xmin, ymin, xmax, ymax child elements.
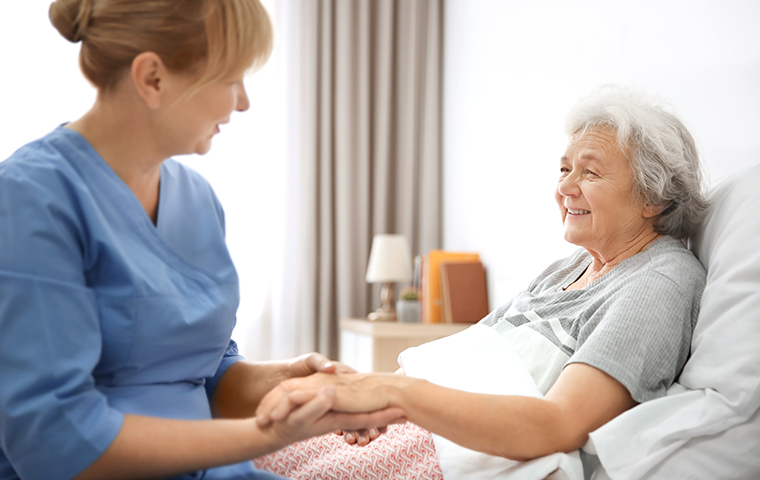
<box><xmin>294</xmin><ymin>0</ymin><xmax>444</xmax><ymax>358</ymax></box>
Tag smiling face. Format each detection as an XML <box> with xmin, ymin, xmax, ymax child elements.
<box><xmin>555</xmin><ymin>126</ymin><xmax>659</xmax><ymax>259</ymax></box>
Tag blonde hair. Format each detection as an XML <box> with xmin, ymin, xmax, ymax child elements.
<box><xmin>49</xmin><ymin>0</ymin><xmax>273</xmax><ymax>92</ymax></box>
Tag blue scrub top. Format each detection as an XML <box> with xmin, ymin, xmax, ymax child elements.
<box><xmin>0</xmin><ymin>128</ymin><xmax>283</xmax><ymax>480</ymax></box>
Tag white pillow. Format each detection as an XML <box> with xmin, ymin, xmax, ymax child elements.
<box><xmin>588</xmin><ymin>163</ymin><xmax>760</xmax><ymax>479</ymax></box>
<box><xmin>398</xmin><ymin>324</ymin><xmax>583</xmax><ymax>480</ymax></box>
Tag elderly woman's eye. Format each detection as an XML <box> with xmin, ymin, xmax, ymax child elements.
<box><xmin>585</xmin><ymin>169</ymin><xmax>598</xmax><ymax>177</ymax></box>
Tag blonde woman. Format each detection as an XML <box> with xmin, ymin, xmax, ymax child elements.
<box><xmin>0</xmin><ymin>1</ymin><xmax>401</xmax><ymax>479</ymax></box>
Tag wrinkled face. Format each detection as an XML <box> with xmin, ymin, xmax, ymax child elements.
<box><xmin>555</xmin><ymin>126</ymin><xmax>654</xmax><ymax>257</ymax></box>
<box><xmin>156</xmin><ymin>70</ymin><xmax>251</xmax><ymax>156</ymax></box>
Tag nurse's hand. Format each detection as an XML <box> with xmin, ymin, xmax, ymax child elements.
<box><xmin>256</xmin><ymin>372</ymin><xmax>411</xmax><ymax>428</ymax></box>
<box><xmin>262</xmin><ymin>384</ymin><xmax>405</xmax><ymax>447</ymax></box>
<box><xmin>288</xmin><ymin>356</ymin><xmax>390</xmax><ymax>447</ymax></box>
<box><xmin>289</xmin><ymin>352</ymin><xmax>356</xmax><ymax>378</ymax></box>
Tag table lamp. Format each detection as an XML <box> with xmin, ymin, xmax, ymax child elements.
<box><xmin>365</xmin><ymin>234</ymin><xmax>412</xmax><ymax>321</ymax></box>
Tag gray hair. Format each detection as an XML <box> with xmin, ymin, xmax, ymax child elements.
<box><xmin>564</xmin><ymin>85</ymin><xmax>708</xmax><ymax>239</ymax></box>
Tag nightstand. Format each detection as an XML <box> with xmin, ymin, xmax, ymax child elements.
<box><xmin>339</xmin><ymin>318</ymin><xmax>470</xmax><ymax>372</ymax></box>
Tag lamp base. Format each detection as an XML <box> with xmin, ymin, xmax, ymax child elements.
<box><xmin>367</xmin><ymin>309</ymin><xmax>396</xmax><ymax>322</ymax></box>
<box><xmin>367</xmin><ymin>281</ymin><xmax>397</xmax><ymax>322</ymax></box>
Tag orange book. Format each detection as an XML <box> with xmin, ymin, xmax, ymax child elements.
<box><xmin>441</xmin><ymin>261</ymin><xmax>489</xmax><ymax>323</ymax></box>
<box><xmin>423</xmin><ymin>250</ymin><xmax>479</xmax><ymax>323</ymax></box>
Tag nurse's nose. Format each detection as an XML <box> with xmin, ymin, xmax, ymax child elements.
<box><xmin>235</xmin><ymin>82</ymin><xmax>250</xmax><ymax>113</ymax></box>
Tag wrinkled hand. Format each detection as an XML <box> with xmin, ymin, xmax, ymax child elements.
<box><xmin>261</xmin><ymin>384</ymin><xmax>404</xmax><ymax>449</ymax></box>
<box><xmin>325</xmin><ymin>363</ymin><xmax>408</xmax><ymax>445</ymax></box>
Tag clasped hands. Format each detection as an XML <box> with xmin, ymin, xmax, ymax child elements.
<box><xmin>258</xmin><ymin>356</ymin><xmax>409</xmax><ymax>446</ymax></box>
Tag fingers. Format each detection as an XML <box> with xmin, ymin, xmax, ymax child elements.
<box><xmin>356</xmin><ymin>429</ymin><xmax>371</xmax><ymax>446</ymax></box>
<box><xmin>304</xmin><ymin>353</ymin><xmax>333</xmax><ymax>374</ymax></box>
<box><xmin>286</xmin><ymin>385</ymin><xmax>336</xmax><ymax>427</ymax></box>
<box><xmin>256</xmin><ymin>385</ymin><xmax>305</xmax><ymax>427</ymax></box>
<box><xmin>287</xmin><ymin>353</ymin><xmax>331</xmax><ymax>378</ymax></box>
<box><xmin>287</xmin><ymin>389</ymin><xmax>318</xmax><ymax>406</ymax></box>
<box><xmin>325</xmin><ymin>407</ymin><xmax>405</xmax><ymax>433</ymax></box>
<box><xmin>300</xmin><ymin>352</ymin><xmax>357</xmax><ymax>375</ymax></box>
<box><xmin>348</xmin><ymin>429</ymin><xmax>369</xmax><ymax>446</ymax></box>
<box><xmin>339</xmin><ymin>419</ymin><xmax>398</xmax><ymax>446</ymax></box>
<box><xmin>367</xmin><ymin>408</ymin><xmax>406</xmax><ymax>428</ymax></box>
<box><xmin>268</xmin><ymin>392</ymin><xmax>306</xmax><ymax>424</ymax></box>
<box><xmin>328</xmin><ymin>361</ymin><xmax>358</xmax><ymax>374</ymax></box>
<box><xmin>344</xmin><ymin>425</ymin><xmax>386</xmax><ymax>445</ymax></box>
<box><xmin>312</xmin><ymin>357</ymin><xmax>357</xmax><ymax>375</ymax></box>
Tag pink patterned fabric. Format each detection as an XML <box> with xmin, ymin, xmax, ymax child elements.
<box><xmin>254</xmin><ymin>423</ymin><xmax>444</xmax><ymax>480</ymax></box>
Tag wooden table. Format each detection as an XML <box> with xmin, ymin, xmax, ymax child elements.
<box><xmin>339</xmin><ymin>318</ymin><xmax>470</xmax><ymax>372</ymax></box>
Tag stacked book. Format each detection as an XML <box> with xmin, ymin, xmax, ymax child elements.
<box><xmin>415</xmin><ymin>250</ymin><xmax>489</xmax><ymax>324</ymax></box>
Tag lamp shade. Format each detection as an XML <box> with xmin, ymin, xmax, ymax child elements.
<box><xmin>365</xmin><ymin>234</ymin><xmax>413</xmax><ymax>283</ymax></box>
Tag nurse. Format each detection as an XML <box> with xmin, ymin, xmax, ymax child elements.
<box><xmin>0</xmin><ymin>1</ymin><xmax>402</xmax><ymax>479</ymax></box>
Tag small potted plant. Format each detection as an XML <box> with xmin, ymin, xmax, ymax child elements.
<box><xmin>396</xmin><ymin>286</ymin><xmax>421</xmax><ymax>323</ymax></box>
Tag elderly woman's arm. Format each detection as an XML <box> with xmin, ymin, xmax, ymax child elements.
<box><xmin>257</xmin><ymin>362</ymin><xmax>636</xmax><ymax>461</ymax></box>
<box><xmin>397</xmin><ymin>363</ymin><xmax>635</xmax><ymax>459</ymax></box>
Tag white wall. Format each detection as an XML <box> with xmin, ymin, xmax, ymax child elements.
<box><xmin>443</xmin><ymin>0</ymin><xmax>760</xmax><ymax>307</ymax></box>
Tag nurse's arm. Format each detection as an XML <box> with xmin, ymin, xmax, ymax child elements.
<box><xmin>73</xmin><ymin>388</ymin><xmax>403</xmax><ymax>480</ymax></box>
<box><xmin>211</xmin><ymin>352</ymin><xmax>354</xmax><ymax>418</ymax></box>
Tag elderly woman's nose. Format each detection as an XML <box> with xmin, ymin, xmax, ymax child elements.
<box><xmin>558</xmin><ymin>172</ymin><xmax>580</xmax><ymax>196</ymax></box>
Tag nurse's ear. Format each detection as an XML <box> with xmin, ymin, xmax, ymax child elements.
<box><xmin>131</xmin><ymin>52</ymin><xmax>168</xmax><ymax>110</ymax></box>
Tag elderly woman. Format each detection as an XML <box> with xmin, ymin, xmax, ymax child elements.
<box><xmin>253</xmin><ymin>86</ymin><xmax>708</xmax><ymax>476</ymax></box>
<box><xmin>0</xmin><ymin>1</ymin><xmax>401</xmax><ymax>480</ymax></box>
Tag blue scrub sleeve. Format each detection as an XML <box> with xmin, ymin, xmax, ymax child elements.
<box><xmin>0</xmin><ymin>169</ymin><xmax>124</xmax><ymax>480</ymax></box>
<box><xmin>205</xmin><ymin>339</ymin><xmax>246</xmax><ymax>399</ymax></box>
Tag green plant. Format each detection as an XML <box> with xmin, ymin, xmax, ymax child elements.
<box><xmin>399</xmin><ymin>286</ymin><xmax>419</xmax><ymax>301</ymax></box>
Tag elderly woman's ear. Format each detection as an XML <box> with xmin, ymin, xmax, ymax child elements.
<box><xmin>643</xmin><ymin>203</ymin><xmax>668</xmax><ymax>218</ymax></box>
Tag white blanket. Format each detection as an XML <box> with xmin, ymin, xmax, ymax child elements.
<box><xmin>398</xmin><ymin>324</ymin><xmax>583</xmax><ymax>480</ymax></box>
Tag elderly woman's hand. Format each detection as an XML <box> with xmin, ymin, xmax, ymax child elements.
<box><xmin>333</xmin><ymin>368</ymin><xmax>408</xmax><ymax>445</ymax></box>
<box><xmin>334</xmin><ymin>426</ymin><xmax>386</xmax><ymax>446</ymax></box>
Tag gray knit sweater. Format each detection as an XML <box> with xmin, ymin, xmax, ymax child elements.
<box><xmin>480</xmin><ymin>236</ymin><xmax>706</xmax><ymax>403</ymax></box>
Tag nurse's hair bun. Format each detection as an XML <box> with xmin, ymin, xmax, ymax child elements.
<box><xmin>49</xmin><ymin>0</ymin><xmax>93</xmax><ymax>43</ymax></box>
<box><xmin>46</xmin><ymin>0</ymin><xmax>273</xmax><ymax>93</ymax></box>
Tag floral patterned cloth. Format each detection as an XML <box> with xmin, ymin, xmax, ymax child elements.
<box><xmin>254</xmin><ymin>423</ymin><xmax>444</xmax><ymax>480</ymax></box>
